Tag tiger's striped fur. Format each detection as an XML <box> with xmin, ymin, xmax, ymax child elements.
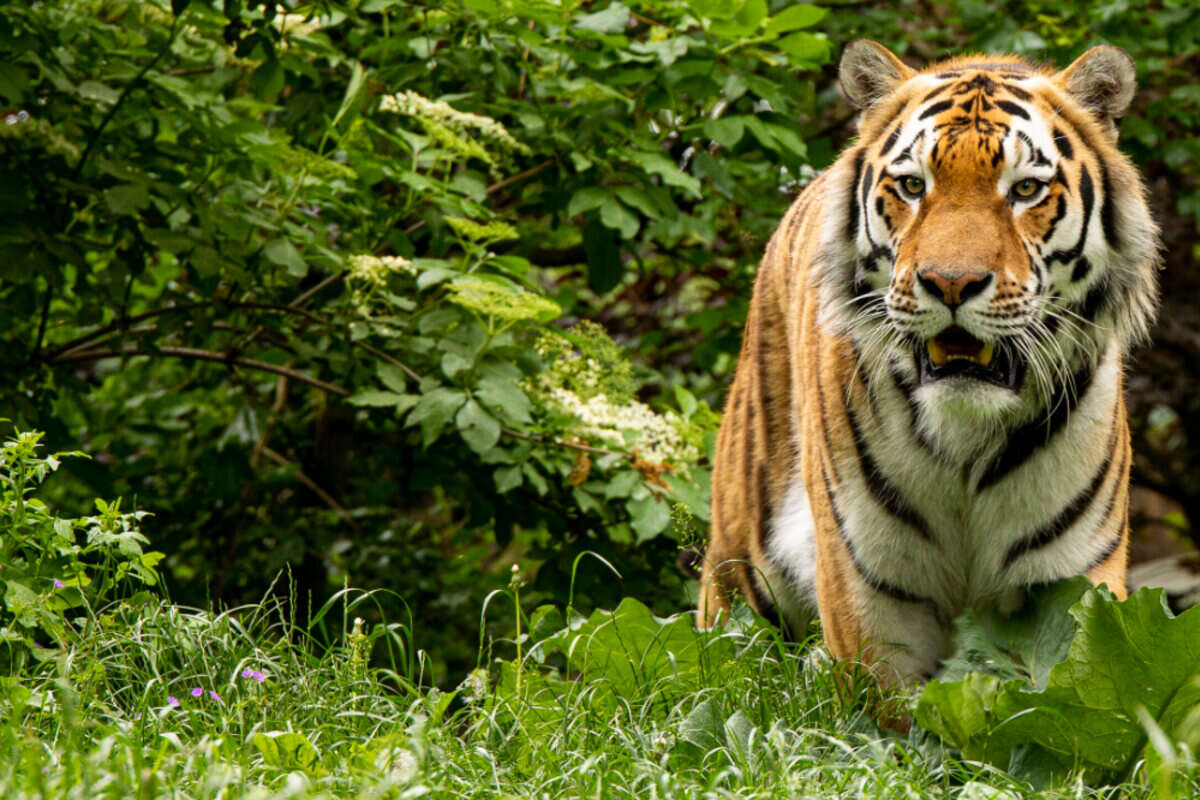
<box><xmin>697</xmin><ymin>41</ymin><xmax>1160</xmax><ymax>684</ymax></box>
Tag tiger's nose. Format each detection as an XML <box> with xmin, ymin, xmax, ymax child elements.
<box><xmin>916</xmin><ymin>269</ymin><xmax>994</xmax><ymax>309</ymax></box>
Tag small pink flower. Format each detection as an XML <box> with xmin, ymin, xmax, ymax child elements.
<box><xmin>190</xmin><ymin>687</ymin><xmax>203</xmax><ymax>698</ymax></box>
<box><xmin>53</xmin><ymin>579</ymin><xmax>64</xmax><ymax>588</ymax></box>
<box><xmin>167</xmin><ymin>696</ymin><xmax>180</xmax><ymax>707</ymax></box>
<box><xmin>241</xmin><ymin>668</ymin><xmax>267</xmax><ymax>683</ymax></box>
<box><xmin>208</xmin><ymin>690</ymin><xmax>220</xmax><ymax>701</ymax></box>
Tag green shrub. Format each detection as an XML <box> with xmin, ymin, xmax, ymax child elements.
<box><xmin>0</xmin><ymin>428</ymin><xmax>162</xmax><ymax>673</ymax></box>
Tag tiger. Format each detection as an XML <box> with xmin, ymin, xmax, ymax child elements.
<box><xmin>696</xmin><ymin>40</ymin><xmax>1160</xmax><ymax>685</ymax></box>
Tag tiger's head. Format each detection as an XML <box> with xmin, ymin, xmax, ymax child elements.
<box><xmin>817</xmin><ymin>41</ymin><xmax>1159</xmax><ymax>430</ymax></box>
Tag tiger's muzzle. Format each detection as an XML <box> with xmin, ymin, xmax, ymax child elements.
<box><xmin>916</xmin><ymin>325</ymin><xmax>1024</xmax><ymax>389</ymax></box>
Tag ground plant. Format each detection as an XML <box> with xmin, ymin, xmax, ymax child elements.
<box><xmin>2</xmin><ymin>0</ymin><xmax>1200</xmax><ymax>797</ymax></box>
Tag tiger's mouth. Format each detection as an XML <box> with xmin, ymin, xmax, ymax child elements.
<box><xmin>916</xmin><ymin>326</ymin><xmax>1022</xmax><ymax>389</ymax></box>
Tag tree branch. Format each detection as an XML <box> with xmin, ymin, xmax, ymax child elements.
<box><xmin>50</xmin><ymin>345</ymin><xmax>351</xmax><ymax>398</ymax></box>
<box><xmin>260</xmin><ymin>445</ymin><xmax>356</xmax><ymax>528</ymax></box>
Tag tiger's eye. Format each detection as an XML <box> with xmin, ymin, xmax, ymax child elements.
<box><xmin>1012</xmin><ymin>178</ymin><xmax>1041</xmax><ymax>199</ymax></box>
<box><xmin>900</xmin><ymin>176</ymin><xmax>925</xmax><ymax>197</ymax></box>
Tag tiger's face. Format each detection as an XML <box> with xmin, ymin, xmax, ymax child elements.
<box><xmin>823</xmin><ymin>44</ymin><xmax>1158</xmax><ymax>426</ymax></box>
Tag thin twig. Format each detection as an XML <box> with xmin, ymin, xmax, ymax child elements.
<box><xmin>41</xmin><ymin>302</ymin><xmax>209</xmax><ymax>363</ymax></box>
<box><xmin>352</xmin><ymin>341</ymin><xmax>422</xmax><ymax>383</ymax></box>
<box><xmin>260</xmin><ymin>445</ymin><xmax>356</xmax><ymax>527</ymax></box>
<box><xmin>50</xmin><ymin>345</ymin><xmax>351</xmax><ymax>397</ymax></box>
<box><xmin>485</xmin><ymin>158</ymin><xmax>555</xmax><ymax>196</ymax></box>
<box><xmin>500</xmin><ymin>426</ymin><xmax>624</xmax><ymax>458</ymax></box>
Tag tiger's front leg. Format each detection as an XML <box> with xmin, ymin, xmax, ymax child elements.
<box><xmin>802</xmin><ymin>463</ymin><xmax>951</xmax><ymax>685</ymax></box>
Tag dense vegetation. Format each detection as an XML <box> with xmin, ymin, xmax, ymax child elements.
<box><xmin>3</xmin><ymin>0</ymin><xmax>1200</xmax><ymax>796</ymax></box>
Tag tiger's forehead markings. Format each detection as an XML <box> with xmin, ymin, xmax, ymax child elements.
<box><xmin>891</xmin><ymin>68</ymin><xmax>1054</xmax><ymax>172</ymax></box>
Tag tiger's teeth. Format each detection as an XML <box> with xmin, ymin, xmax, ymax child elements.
<box><xmin>927</xmin><ymin>339</ymin><xmax>948</xmax><ymax>366</ymax></box>
<box><xmin>979</xmin><ymin>342</ymin><xmax>994</xmax><ymax>367</ymax></box>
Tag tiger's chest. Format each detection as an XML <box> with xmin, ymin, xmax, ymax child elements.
<box><xmin>800</xmin><ymin>342</ymin><xmax>1122</xmax><ymax>618</ymax></box>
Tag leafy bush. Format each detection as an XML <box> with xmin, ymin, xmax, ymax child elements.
<box><xmin>0</xmin><ymin>428</ymin><xmax>161</xmax><ymax>673</ymax></box>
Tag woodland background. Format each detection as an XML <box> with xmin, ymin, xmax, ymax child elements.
<box><xmin>3</xmin><ymin>0</ymin><xmax>1200</xmax><ymax>689</ymax></box>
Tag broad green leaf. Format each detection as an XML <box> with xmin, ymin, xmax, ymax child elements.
<box><xmin>604</xmin><ymin>469</ymin><xmax>641</xmax><ymax>500</ymax></box>
<box><xmin>709</xmin><ymin>0</ymin><xmax>767</xmax><ymax>37</ymax></box>
<box><xmin>252</xmin><ymin>731</ymin><xmax>319</xmax><ymax>771</ymax></box>
<box><xmin>679</xmin><ymin>698</ymin><xmax>724</xmax><ymax>751</ymax></box>
<box><xmin>762</xmin><ymin>4</ymin><xmax>827</xmax><ymax>38</ymax></box>
<box><xmin>582</xmin><ymin>218</ymin><xmax>622</xmax><ymax>294</ymax></box>
<box><xmin>347</xmin><ymin>391</ymin><xmax>418</xmax><ymax>417</ymax></box>
<box><xmin>376</xmin><ymin>363</ymin><xmax>412</xmax><ymax>394</ymax></box>
<box><xmin>494</xmin><ymin>464</ymin><xmax>523</xmax><ymax>493</ymax></box>
<box><xmin>628</xmin><ymin>493</ymin><xmax>669</xmax><ymax>542</ymax></box>
<box><xmin>574</xmin><ymin>3</ymin><xmax>630</xmax><ymax>33</ymax></box>
<box><xmin>567</xmin><ymin>186</ymin><xmax>610</xmax><ymax>217</ymax></box>
<box><xmin>456</xmin><ymin>399</ymin><xmax>501</xmax><ymax>455</ymax></box>
<box><xmin>251</xmin><ymin>59</ymin><xmax>285</xmax><ymax>100</ymax></box>
<box><xmin>599</xmin><ymin>195</ymin><xmax>639</xmax><ymax>239</ymax></box>
<box><xmin>774</xmin><ymin>31</ymin><xmax>831</xmax><ymax>65</ymax></box>
<box><xmin>263</xmin><ymin>238</ymin><xmax>307</xmax><ymax>277</ymax></box>
<box><xmin>78</xmin><ymin>80</ymin><xmax>120</xmax><ymax>105</ymax></box>
<box><xmin>476</xmin><ymin>375</ymin><xmax>533</xmax><ymax>425</ymax></box>
<box><xmin>628</xmin><ymin>151</ymin><xmax>702</xmax><ymax>198</ymax></box>
<box><xmin>703</xmin><ymin>117</ymin><xmax>745</xmax><ymax>149</ymax></box>
<box><xmin>936</xmin><ymin>578</ymin><xmax>1087</xmax><ymax>687</ymax></box>
<box><xmin>103</xmin><ymin>184</ymin><xmax>150</xmax><ymax>216</ymax></box>
<box><xmin>613</xmin><ymin>186</ymin><xmax>661</xmax><ymax>220</ymax></box>
<box><xmin>688</xmin><ymin>0</ymin><xmax>737</xmax><ymax>21</ymax></box>
<box><xmin>407</xmin><ymin>388</ymin><xmax>466</xmax><ymax>446</ymax></box>
<box><xmin>540</xmin><ymin>597</ymin><xmax>735</xmax><ymax>698</ymax></box>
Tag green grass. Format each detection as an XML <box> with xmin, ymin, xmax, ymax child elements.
<box><xmin>1</xmin><ymin>585</ymin><xmax>1197</xmax><ymax>799</ymax></box>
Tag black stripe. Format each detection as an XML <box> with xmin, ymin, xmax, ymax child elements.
<box><xmin>1046</xmin><ymin>164</ymin><xmax>1094</xmax><ymax>267</ymax></box>
<box><xmin>1071</xmin><ymin>256</ymin><xmax>1092</xmax><ymax>282</ymax></box>
<box><xmin>846</xmin><ymin>149</ymin><xmax>864</xmax><ymax>241</ymax></box>
<box><xmin>820</xmin><ymin>468</ymin><xmax>930</xmax><ymax>605</ymax></box>
<box><xmin>1002</xmin><ymin>82</ymin><xmax>1033</xmax><ymax>101</ymax></box>
<box><xmin>893</xmin><ymin>130</ymin><xmax>924</xmax><ymax>165</ymax></box>
<box><xmin>861</xmin><ymin>162</ymin><xmax>874</xmax><ymax>224</ymax></box>
<box><xmin>1052</xmin><ymin>127</ymin><xmax>1074</xmax><ymax>160</ymax></box>
<box><xmin>919</xmin><ymin>99</ymin><xmax>954</xmax><ymax>120</ymax></box>
<box><xmin>1079</xmin><ymin>280</ymin><xmax>1108</xmax><ymax>320</ymax></box>
<box><xmin>890</xmin><ymin>366</ymin><xmax>942</xmax><ymax>460</ymax></box>
<box><xmin>880</xmin><ymin>122</ymin><xmax>903</xmax><ymax>156</ymax></box>
<box><xmin>920</xmin><ymin>83</ymin><xmax>955</xmax><ymax>104</ymax></box>
<box><xmin>978</xmin><ymin>364</ymin><xmax>1096</xmax><ymax>491</ymax></box>
<box><xmin>1002</xmin><ymin>426</ymin><xmax>1118</xmax><ymax>568</ymax></box>
<box><xmin>846</xmin><ymin>406</ymin><xmax>933</xmax><ymax>541</ymax></box>
<box><xmin>1098</xmin><ymin>160</ymin><xmax>1119</xmax><ymax>249</ymax></box>
<box><xmin>1085</xmin><ymin>531</ymin><xmax>1123</xmax><ymax>571</ymax></box>
<box><xmin>1042</xmin><ymin>193</ymin><xmax>1067</xmax><ymax>244</ymax></box>
<box><xmin>995</xmin><ymin>99</ymin><xmax>1029</xmax><ymax>119</ymax></box>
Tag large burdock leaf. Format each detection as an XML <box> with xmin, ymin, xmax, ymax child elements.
<box><xmin>539</xmin><ymin>597</ymin><xmax>737</xmax><ymax>698</ymax></box>
<box><xmin>916</xmin><ymin>580</ymin><xmax>1200</xmax><ymax>784</ymax></box>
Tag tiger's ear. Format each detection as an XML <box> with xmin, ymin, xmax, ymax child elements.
<box><xmin>1056</xmin><ymin>46</ymin><xmax>1137</xmax><ymax>129</ymax></box>
<box><xmin>839</xmin><ymin>40</ymin><xmax>915</xmax><ymax>110</ymax></box>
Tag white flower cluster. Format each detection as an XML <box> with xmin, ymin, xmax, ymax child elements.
<box><xmin>378</xmin><ymin>91</ymin><xmax>530</xmax><ymax>156</ymax></box>
<box><xmin>347</xmin><ymin>254</ymin><xmax>415</xmax><ymax>287</ymax></box>
<box><xmin>548</xmin><ymin>387</ymin><xmax>697</xmax><ymax>463</ymax></box>
<box><xmin>274</xmin><ymin>12</ymin><xmax>325</xmax><ymax>38</ymax></box>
